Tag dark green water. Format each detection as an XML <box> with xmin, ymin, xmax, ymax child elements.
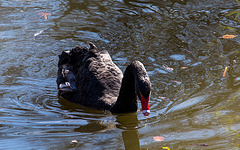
<box><xmin>0</xmin><ymin>0</ymin><xmax>240</xmax><ymax>149</ymax></box>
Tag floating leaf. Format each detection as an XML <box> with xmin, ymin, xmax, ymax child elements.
<box><xmin>37</xmin><ymin>12</ymin><xmax>51</xmax><ymax>20</ymax></box>
<box><xmin>70</xmin><ymin>140</ymin><xmax>78</xmax><ymax>144</ymax></box>
<box><xmin>223</xmin><ymin>66</ymin><xmax>228</xmax><ymax>77</ymax></box>
<box><xmin>221</xmin><ymin>34</ymin><xmax>237</xmax><ymax>39</ymax></box>
<box><xmin>153</xmin><ymin>136</ymin><xmax>164</xmax><ymax>141</ymax></box>
<box><xmin>158</xmin><ymin>96</ymin><xmax>172</xmax><ymax>102</ymax></box>
<box><xmin>34</xmin><ymin>29</ymin><xmax>45</xmax><ymax>37</ymax></box>
<box><xmin>180</xmin><ymin>67</ymin><xmax>188</xmax><ymax>69</ymax></box>
<box><xmin>170</xmin><ymin>80</ymin><xmax>181</xmax><ymax>85</ymax></box>
<box><xmin>34</xmin><ymin>28</ymin><xmax>49</xmax><ymax>38</ymax></box>
<box><xmin>162</xmin><ymin>147</ymin><xmax>170</xmax><ymax>150</ymax></box>
<box><xmin>158</xmin><ymin>96</ymin><xmax>166</xmax><ymax>100</ymax></box>
<box><xmin>162</xmin><ymin>65</ymin><xmax>173</xmax><ymax>71</ymax></box>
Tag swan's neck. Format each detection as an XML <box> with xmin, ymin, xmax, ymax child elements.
<box><xmin>110</xmin><ymin>64</ymin><xmax>138</xmax><ymax>113</ymax></box>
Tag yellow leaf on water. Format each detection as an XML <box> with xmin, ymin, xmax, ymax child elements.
<box><xmin>221</xmin><ymin>34</ymin><xmax>237</xmax><ymax>39</ymax></box>
<box><xmin>162</xmin><ymin>147</ymin><xmax>171</xmax><ymax>150</ymax></box>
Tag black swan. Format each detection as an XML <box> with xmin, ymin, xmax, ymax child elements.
<box><xmin>57</xmin><ymin>42</ymin><xmax>151</xmax><ymax>116</ymax></box>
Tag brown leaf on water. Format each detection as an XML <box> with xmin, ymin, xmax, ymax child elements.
<box><xmin>221</xmin><ymin>34</ymin><xmax>237</xmax><ymax>39</ymax></box>
<box><xmin>223</xmin><ymin>66</ymin><xmax>228</xmax><ymax>77</ymax></box>
<box><xmin>153</xmin><ymin>136</ymin><xmax>164</xmax><ymax>141</ymax></box>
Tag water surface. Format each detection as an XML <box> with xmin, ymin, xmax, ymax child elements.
<box><xmin>0</xmin><ymin>0</ymin><xmax>240</xmax><ymax>149</ymax></box>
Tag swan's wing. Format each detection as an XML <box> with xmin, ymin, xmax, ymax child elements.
<box><xmin>85</xmin><ymin>50</ymin><xmax>123</xmax><ymax>94</ymax></box>
<box><xmin>70</xmin><ymin>50</ymin><xmax>123</xmax><ymax>109</ymax></box>
<box><xmin>99</xmin><ymin>50</ymin><xmax>123</xmax><ymax>79</ymax></box>
<box><xmin>57</xmin><ymin>46</ymin><xmax>124</xmax><ymax>110</ymax></box>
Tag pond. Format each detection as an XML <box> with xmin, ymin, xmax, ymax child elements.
<box><xmin>0</xmin><ymin>0</ymin><xmax>240</xmax><ymax>149</ymax></box>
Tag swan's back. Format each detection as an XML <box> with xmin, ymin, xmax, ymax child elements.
<box><xmin>57</xmin><ymin>46</ymin><xmax>123</xmax><ymax>110</ymax></box>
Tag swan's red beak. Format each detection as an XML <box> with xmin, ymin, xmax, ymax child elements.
<box><xmin>140</xmin><ymin>93</ymin><xmax>150</xmax><ymax>117</ymax></box>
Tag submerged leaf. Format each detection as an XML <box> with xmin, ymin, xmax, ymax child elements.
<box><xmin>191</xmin><ymin>143</ymin><xmax>208</xmax><ymax>147</ymax></box>
<box><xmin>162</xmin><ymin>147</ymin><xmax>170</xmax><ymax>150</ymax></box>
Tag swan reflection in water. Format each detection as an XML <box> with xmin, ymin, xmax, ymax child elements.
<box><xmin>59</xmin><ymin>97</ymin><xmax>141</xmax><ymax>149</ymax></box>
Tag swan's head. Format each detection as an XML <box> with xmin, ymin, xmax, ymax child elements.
<box><xmin>133</xmin><ymin>61</ymin><xmax>151</xmax><ymax>117</ymax></box>
<box><xmin>137</xmin><ymin>81</ymin><xmax>151</xmax><ymax>117</ymax></box>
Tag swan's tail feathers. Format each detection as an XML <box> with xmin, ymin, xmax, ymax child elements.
<box><xmin>87</xmin><ymin>41</ymin><xmax>98</xmax><ymax>53</ymax></box>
